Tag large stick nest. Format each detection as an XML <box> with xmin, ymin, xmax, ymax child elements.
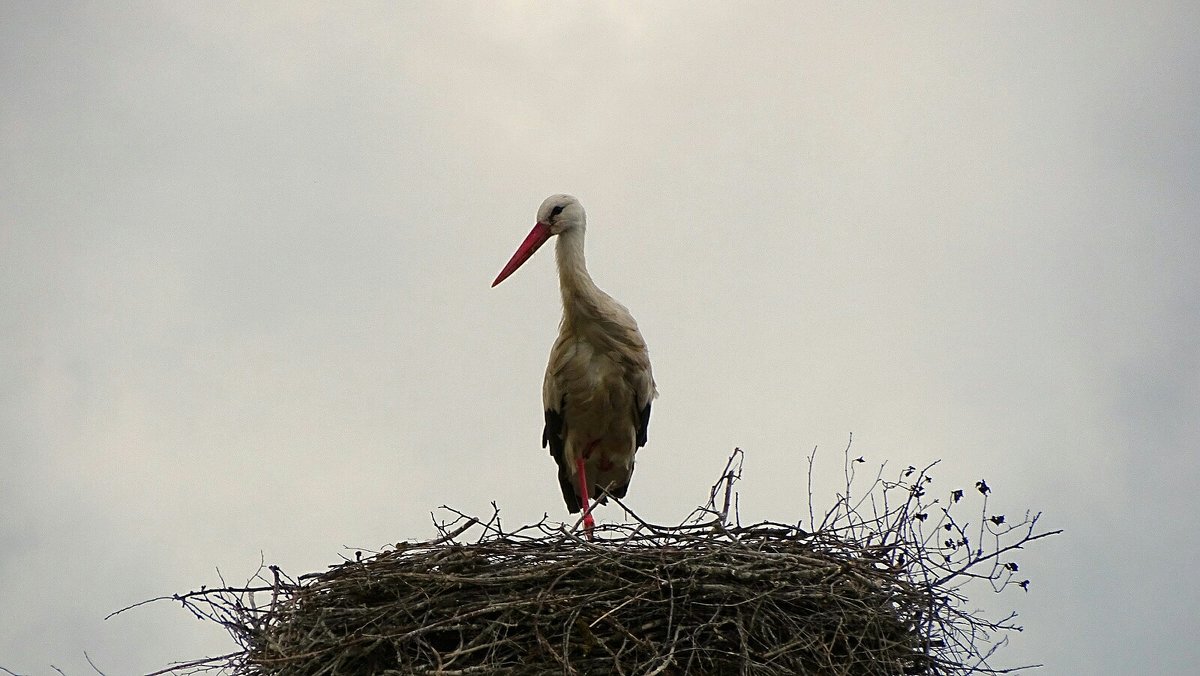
<box><xmin>152</xmin><ymin>448</ymin><xmax>1059</xmax><ymax>675</ymax></box>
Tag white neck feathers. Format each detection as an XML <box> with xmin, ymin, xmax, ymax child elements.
<box><xmin>555</xmin><ymin>226</ymin><xmax>600</xmax><ymax>310</ymax></box>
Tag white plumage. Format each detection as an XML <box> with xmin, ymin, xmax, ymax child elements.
<box><xmin>493</xmin><ymin>195</ymin><xmax>657</xmax><ymax>538</ymax></box>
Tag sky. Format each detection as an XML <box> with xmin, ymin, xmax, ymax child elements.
<box><xmin>2</xmin><ymin>2</ymin><xmax>1198</xmax><ymax>674</ymax></box>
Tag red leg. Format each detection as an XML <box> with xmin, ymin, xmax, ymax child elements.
<box><xmin>577</xmin><ymin>444</ymin><xmax>597</xmax><ymax>540</ymax></box>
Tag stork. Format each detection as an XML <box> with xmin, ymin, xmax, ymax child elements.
<box><xmin>492</xmin><ymin>194</ymin><xmax>657</xmax><ymax>540</ymax></box>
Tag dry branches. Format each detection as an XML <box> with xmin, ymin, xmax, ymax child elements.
<box><xmin>143</xmin><ymin>446</ymin><xmax>1059</xmax><ymax>675</ymax></box>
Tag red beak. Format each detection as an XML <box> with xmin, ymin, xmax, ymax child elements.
<box><xmin>492</xmin><ymin>222</ymin><xmax>552</xmax><ymax>287</ymax></box>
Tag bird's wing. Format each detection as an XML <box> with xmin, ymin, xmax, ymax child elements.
<box><xmin>636</xmin><ymin>400</ymin><xmax>652</xmax><ymax>449</ymax></box>
<box><xmin>543</xmin><ymin>333</ymin><xmax>581</xmax><ymax>513</ymax></box>
<box><xmin>594</xmin><ymin>300</ymin><xmax>658</xmax><ymax>450</ymax></box>
<box><xmin>627</xmin><ymin>341</ymin><xmax>654</xmax><ymax>449</ymax></box>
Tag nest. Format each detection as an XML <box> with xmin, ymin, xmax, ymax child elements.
<box><xmin>149</xmin><ymin>448</ymin><xmax>1058</xmax><ymax>675</ymax></box>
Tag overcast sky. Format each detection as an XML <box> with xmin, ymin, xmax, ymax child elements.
<box><xmin>3</xmin><ymin>2</ymin><xmax>1198</xmax><ymax>674</ymax></box>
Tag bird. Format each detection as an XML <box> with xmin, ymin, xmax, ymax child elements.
<box><xmin>492</xmin><ymin>194</ymin><xmax>657</xmax><ymax>540</ymax></box>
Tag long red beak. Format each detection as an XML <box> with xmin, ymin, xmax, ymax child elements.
<box><xmin>492</xmin><ymin>222</ymin><xmax>552</xmax><ymax>287</ymax></box>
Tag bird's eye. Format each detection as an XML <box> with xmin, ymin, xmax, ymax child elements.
<box><xmin>550</xmin><ymin>205</ymin><xmax>565</xmax><ymax>217</ymax></box>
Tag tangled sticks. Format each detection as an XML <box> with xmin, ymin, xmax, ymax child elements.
<box><xmin>151</xmin><ymin>448</ymin><xmax>1058</xmax><ymax>675</ymax></box>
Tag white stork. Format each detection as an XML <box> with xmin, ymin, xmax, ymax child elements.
<box><xmin>492</xmin><ymin>194</ymin><xmax>657</xmax><ymax>540</ymax></box>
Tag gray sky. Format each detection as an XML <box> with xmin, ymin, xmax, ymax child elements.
<box><xmin>3</xmin><ymin>2</ymin><xmax>1197</xmax><ymax>674</ymax></box>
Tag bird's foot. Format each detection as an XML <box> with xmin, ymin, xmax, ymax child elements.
<box><xmin>582</xmin><ymin>511</ymin><xmax>595</xmax><ymax>541</ymax></box>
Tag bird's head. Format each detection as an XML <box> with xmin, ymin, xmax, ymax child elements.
<box><xmin>492</xmin><ymin>194</ymin><xmax>585</xmax><ymax>287</ymax></box>
<box><xmin>537</xmin><ymin>194</ymin><xmax>586</xmax><ymax>235</ymax></box>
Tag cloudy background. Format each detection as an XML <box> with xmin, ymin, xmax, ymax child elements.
<box><xmin>3</xmin><ymin>2</ymin><xmax>1197</xmax><ymax>674</ymax></box>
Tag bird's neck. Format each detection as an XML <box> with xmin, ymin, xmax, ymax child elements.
<box><xmin>555</xmin><ymin>227</ymin><xmax>600</xmax><ymax>310</ymax></box>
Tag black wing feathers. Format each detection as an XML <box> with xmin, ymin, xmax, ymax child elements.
<box><xmin>542</xmin><ymin>404</ymin><xmax>564</xmax><ymax>456</ymax></box>
<box><xmin>636</xmin><ymin>402</ymin><xmax>652</xmax><ymax>448</ymax></box>
<box><xmin>543</xmin><ymin>399</ymin><xmax>581</xmax><ymax>513</ymax></box>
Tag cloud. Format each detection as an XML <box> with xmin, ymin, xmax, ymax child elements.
<box><xmin>2</xmin><ymin>3</ymin><xmax>1197</xmax><ymax>673</ymax></box>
